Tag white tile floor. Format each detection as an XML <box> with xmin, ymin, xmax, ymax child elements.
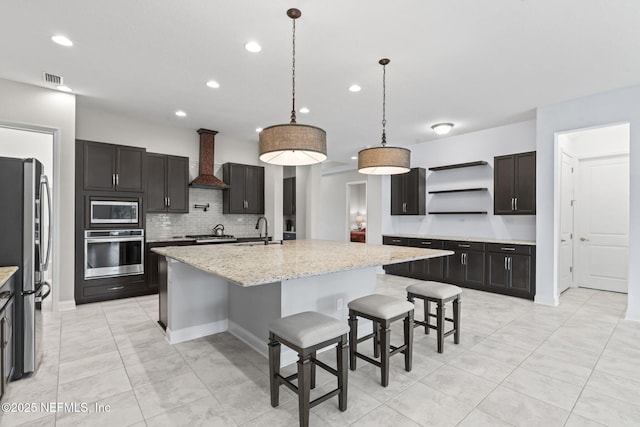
<box><xmin>1</xmin><ymin>274</ymin><xmax>640</xmax><ymax>426</ymax></box>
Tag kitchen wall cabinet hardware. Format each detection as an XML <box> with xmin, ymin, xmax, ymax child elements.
<box><xmin>146</xmin><ymin>153</ymin><xmax>189</xmax><ymax>213</ymax></box>
<box><xmin>283</xmin><ymin>177</ymin><xmax>296</xmax><ymax>216</ymax></box>
<box><xmin>429</xmin><ymin>187</ymin><xmax>488</xmax><ymax>194</ymax></box>
<box><xmin>80</xmin><ymin>140</ymin><xmax>146</xmax><ymax>192</ymax></box>
<box><xmin>428</xmin><ymin>161</ymin><xmax>487</xmax><ymax>171</ymax></box>
<box><xmin>429</xmin><ymin>211</ymin><xmax>487</xmax><ymax>215</ymax></box>
<box><xmin>383</xmin><ymin>235</ymin><xmax>535</xmax><ymax>300</ymax></box>
<box><xmin>485</xmin><ymin>244</ymin><xmax>534</xmax><ymax>297</ymax></box>
<box><xmin>222</xmin><ymin>163</ymin><xmax>265</xmax><ymax>214</ymax></box>
<box><xmin>494</xmin><ymin>151</ymin><xmax>536</xmax><ymax>215</ymax></box>
<box><xmin>390</xmin><ymin>168</ymin><xmax>426</xmax><ymax>215</ymax></box>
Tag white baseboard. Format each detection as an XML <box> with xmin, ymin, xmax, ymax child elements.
<box><xmin>56</xmin><ymin>300</ymin><xmax>76</xmax><ymax>311</ymax></box>
<box><xmin>166</xmin><ymin>319</ymin><xmax>228</xmax><ymax>344</ymax></box>
<box><xmin>228</xmin><ymin>320</ymin><xmax>302</xmax><ymax>367</ymax></box>
<box><xmin>624</xmin><ymin>309</ymin><xmax>640</xmax><ymax>323</ymax></box>
<box><xmin>534</xmin><ymin>294</ymin><xmax>559</xmax><ymax>306</ymax></box>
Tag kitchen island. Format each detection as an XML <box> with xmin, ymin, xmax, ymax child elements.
<box><xmin>153</xmin><ymin>239</ymin><xmax>452</xmax><ymax>365</ymax></box>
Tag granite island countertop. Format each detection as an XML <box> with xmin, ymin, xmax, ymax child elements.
<box><xmin>383</xmin><ymin>234</ymin><xmax>535</xmax><ymax>246</ymax></box>
<box><xmin>152</xmin><ymin>239</ymin><xmax>453</xmax><ymax>287</ymax></box>
<box><xmin>0</xmin><ymin>266</ymin><xmax>19</xmax><ymax>287</ymax></box>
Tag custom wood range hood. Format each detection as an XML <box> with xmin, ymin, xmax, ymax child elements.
<box><xmin>190</xmin><ymin>128</ymin><xmax>229</xmax><ymax>189</ymax></box>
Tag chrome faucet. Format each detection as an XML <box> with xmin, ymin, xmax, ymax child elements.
<box><xmin>255</xmin><ymin>216</ymin><xmax>269</xmax><ymax>245</ymax></box>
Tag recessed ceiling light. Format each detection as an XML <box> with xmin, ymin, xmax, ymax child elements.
<box><xmin>56</xmin><ymin>85</ymin><xmax>72</xmax><ymax>92</ymax></box>
<box><xmin>256</xmin><ymin>127</ymin><xmax>263</xmax><ymax>133</ymax></box>
<box><xmin>206</xmin><ymin>80</ymin><xmax>220</xmax><ymax>88</ymax></box>
<box><xmin>175</xmin><ymin>110</ymin><xmax>187</xmax><ymax>117</ymax></box>
<box><xmin>299</xmin><ymin>107</ymin><xmax>310</xmax><ymax>114</ymax></box>
<box><xmin>244</xmin><ymin>41</ymin><xmax>262</xmax><ymax>53</ymax></box>
<box><xmin>431</xmin><ymin>123</ymin><xmax>454</xmax><ymax>135</ymax></box>
<box><xmin>51</xmin><ymin>35</ymin><xmax>73</xmax><ymax>46</ymax></box>
<box><xmin>349</xmin><ymin>84</ymin><xmax>361</xmax><ymax>92</ymax></box>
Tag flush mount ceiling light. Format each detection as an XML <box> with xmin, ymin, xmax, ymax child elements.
<box><xmin>358</xmin><ymin>59</ymin><xmax>410</xmax><ymax>175</ymax></box>
<box><xmin>349</xmin><ymin>84</ymin><xmax>362</xmax><ymax>92</ymax></box>
<box><xmin>258</xmin><ymin>8</ymin><xmax>327</xmax><ymax>166</ymax></box>
<box><xmin>431</xmin><ymin>122</ymin><xmax>454</xmax><ymax>135</ymax></box>
<box><xmin>206</xmin><ymin>80</ymin><xmax>220</xmax><ymax>88</ymax></box>
<box><xmin>175</xmin><ymin>110</ymin><xmax>187</xmax><ymax>117</ymax></box>
<box><xmin>51</xmin><ymin>35</ymin><xmax>73</xmax><ymax>46</ymax></box>
<box><xmin>244</xmin><ymin>41</ymin><xmax>262</xmax><ymax>53</ymax></box>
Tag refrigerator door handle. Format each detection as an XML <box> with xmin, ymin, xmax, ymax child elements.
<box><xmin>41</xmin><ymin>176</ymin><xmax>52</xmax><ymax>271</ymax></box>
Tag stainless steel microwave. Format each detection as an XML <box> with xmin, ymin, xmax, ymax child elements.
<box><xmin>90</xmin><ymin>200</ymin><xmax>139</xmax><ymax>224</ymax></box>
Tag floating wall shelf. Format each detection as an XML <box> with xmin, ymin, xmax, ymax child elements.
<box><xmin>429</xmin><ymin>187</ymin><xmax>488</xmax><ymax>194</ymax></box>
<box><xmin>428</xmin><ymin>160</ymin><xmax>488</xmax><ymax>171</ymax></box>
<box><xmin>429</xmin><ymin>211</ymin><xmax>488</xmax><ymax>215</ymax></box>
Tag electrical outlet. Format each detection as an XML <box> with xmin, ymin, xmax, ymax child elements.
<box><xmin>336</xmin><ymin>298</ymin><xmax>343</xmax><ymax>310</ymax></box>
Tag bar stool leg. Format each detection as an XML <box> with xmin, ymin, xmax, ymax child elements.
<box><xmin>404</xmin><ymin>310</ymin><xmax>413</xmax><ymax>372</ymax></box>
<box><xmin>424</xmin><ymin>300</ymin><xmax>431</xmax><ymax>334</ymax></box>
<box><xmin>337</xmin><ymin>335</ymin><xmax>348</xmax><ymax>411</ymax></box>
<box><xmin>453</xmin><ymin>296</ymin><xmax>461</xmax><ymax>345</ymax></box>
<box><xmin>268</xmin><ymin>333</ymin><xmax>281</xmax><ymax>407</ymax></box>
<box><xmin>436</xmin><ymin>301</ymin><xmax>445</xmax><ymax>353</ymax></box>
<box><xmin>310</xmin><ymin>350</ymin><xmax>317</xmax><ymax>389</ymax></box>
<box><xmin>298</xmin><ymin>354</ymin><xmax>312</xmax><ymax>427</ymax></box>
<box><xmin>373</xmin><ymin>321</ymin><xmax>380</xmax><ymax>359</ymax></box>
<box><xmin>380</xmin><ymin>322</ymin><xmax>391</xmax><ymax>387</ymax></box>
<box><xmin>348</xmin><ymin>311</ymin><xmax>358</xmax><ymax>371</ymax></box>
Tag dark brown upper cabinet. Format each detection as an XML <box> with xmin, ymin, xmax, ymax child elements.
<box><xmin>283</xmin><ymin>177</ymin><xmax>296</xmax><ymax>216</ymax></box>
<box><xmin>223</xmin><ymin>163</ymin><xmax>264</xmax><ymax>214</ymax></box>
<box><xmin>82</xmin><ymin>140</ymin><xmax>145</xmax><ymax>192</ymax></box>
<box><xmin>390</xmin><ymin>167</ymin><xmax>426</xmax><ymax>215</ymax></box>
<box><xmin>146</xmin><ymin>153</ymin><xmax>189</xmax><ymax>213</ymax></box>
<box><xmin>494</xmin><ymin>151</ymin><xmax>536</xmax><ymax>215</ymax></box>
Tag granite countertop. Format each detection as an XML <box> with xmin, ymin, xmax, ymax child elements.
<box><xmin>152</xmin><ymin>239</ymin><xmax>453</xmax><ymax>287</ymax></box>
<box><xmin>0</xmin><ymin>266</ymin><xmax>19</xmax><ymax>287</ymax></box>
<box><xmin>384</xmin><ymin>234</ymin><xmax>535</xmax><ymax>246</ymax></box>
<box><xmin>146</xmin><ymin>237</ymin><xmax>197</xmax><ymax>244</ymax></box>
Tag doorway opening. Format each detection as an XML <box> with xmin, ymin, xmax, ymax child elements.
<box><xmin>556</xmin><ymin>123</ymin><xmax>630</xmax><ymax>295</ymax></box>
<box><xmin>346</xmin><ymin>181</ymin><xmax>367</xmax><ymax>243</ymax></box>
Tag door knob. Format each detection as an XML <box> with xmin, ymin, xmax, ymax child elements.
<box><xmin>580</xmin><ymin>237</ymin><xmax>589</xmax><ymax>242</ymax></box>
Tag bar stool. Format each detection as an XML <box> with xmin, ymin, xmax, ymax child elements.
<box><xmin>406</xmin><ymin>281</ymin><xmax>461</xmax><ymax>353</ymax></box>
<box><xmin>348</xmin><ymin>294</ymin><xmax>414</xmax><ymax>387</ymax></box>
<box><xmin>268</xmin><ymin>311</ymin><xmax>350</xmax><ymax>427</ymax></box>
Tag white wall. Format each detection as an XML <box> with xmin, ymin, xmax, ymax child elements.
<box><xmin>0</xmin><ymin>78</ymin><xmax>76</xmax><ymax>306</ymax></box>
<box><xmin>561</xmin><ymin>123</ymin><xmax>630</xmax><ymax>158</ymax></box>
<box><xmin>382</xmin><ymin>120</ymin><xmax>537</xmax><ymax>241</ymax></box>
<box><xmin>536</xmin><ymin>85</ymin><xmax>639</xmax><ymax>321</ymax></box>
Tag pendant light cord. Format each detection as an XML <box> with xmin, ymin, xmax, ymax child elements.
<box><xmin>290</xmin><ymin>17</ymin><xmax>297</xmax><ymax>124</ymax></box>
<box><xmin>381</xmin><ymin>61</ymin><xmax>387</xmax><ymax>147</ymax></box>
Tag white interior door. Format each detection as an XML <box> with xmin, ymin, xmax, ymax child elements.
<box><xmin>559</xmin><ymin>151</ymin><xmax>576</xmax><ymax>293</ymax></box>
<box><xmin>575</xmin><ymin>154</ymin><xmax>629</xmax><ymax>293</ymax></box>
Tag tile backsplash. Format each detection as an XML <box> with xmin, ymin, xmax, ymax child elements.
<box><xmin>146</xmin><ymin>188</ymin><xmax>263</xmax><ymax>239</ymax></box>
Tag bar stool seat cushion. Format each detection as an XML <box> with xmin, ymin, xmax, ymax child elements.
<box><xmin>348</xmin><ymin>294</ymin><xmax>414</xmax><ymax>320</ymax></box>
<box><xmin>407</xmin><ymin>282</ymin><xmax>462</xmax><ymax>300</ymax></box>
<box><xmin>269</xmin><ymin>311</ymin><xmax>350</xmax><ymax>348</ymax></box>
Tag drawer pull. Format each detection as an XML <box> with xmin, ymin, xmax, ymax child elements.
<box><xmin>458</xmin><ymin>244</ymin><xmax>470</xmax><ymax>248</ymax></box>
<box><xmin>421</xmin><ymin>241</ymin><xmax>432</xmax><ymax>245</ymax></box>
<box><xmin>501</xmin><ymin>247</ymin><xmax>516</xmax><ymax>251</ymax></box>
<box><xmin>392</xmin><ymin>239</ymin><xmax>401</xmax><ymax>243</ymax></box>
<box><xmin>107</xmin><ymin>286</ymin><xmax>125</xmax><ymax>291</ymax></box>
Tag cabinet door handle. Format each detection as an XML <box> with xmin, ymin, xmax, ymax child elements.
<box><xmin>514</xmin><ymin>197</ymin><xmax>518</xmax><ymax>211</ymax></box>
<box><xmin>504</xmin><ymin>256</ymin><xmax>508</xmax><ymax>270</ymax></box>
<box><xmin>461</xmin><ymin>253</ymin><xmax>465</xmax><ymax>265</ymax></box>
<box><xmin>501</xmin><ymin>247</ymin><xmax>516</xmax><ymax>251</ymax></box>
<box><xmin>167</xmin><ymin>197</ymin><xmax>170</xmax><ymax>207</ymax></box>
<box><xmin>107</xmin><ymin>286</ymin><xmax>125</xmax><ymax>291</ymax></box>
<box><xmin>511</xmin><ymin>197</ymin><xmax>514</xmax><ymax>210</ymax></box>
<box><xmin>116</xmin><ymin>173</ymin><xmax>119</xmax><ymax>186</ymax></box>
<box><xmin>508</xmin><ymin>257</ymin><xmax>512</xmax><ymax>271</ymax></box>
<box><xmin>112</xmin><ymin>174</ymin><xmax>116</xmax><ymax>187</ymax></box>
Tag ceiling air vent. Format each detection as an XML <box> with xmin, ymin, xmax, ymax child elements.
<box><xmin>42</xmin><ymin>72</ymin><xmax>63</xmax><ymax>85</ymax></box>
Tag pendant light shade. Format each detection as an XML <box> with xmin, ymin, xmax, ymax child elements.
<box><xmin>259</xmin><ymin>8</ymin><xmax>327</xmax><ymax>166</ymax></box>
<box><xmin>358</xmin><ymin>58</ymin><xmax>411</xmax><ymax>175</ymax></box>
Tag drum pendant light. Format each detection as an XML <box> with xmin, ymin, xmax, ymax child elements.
<box><xmin>259</xmin><ymin>8</ymin><xmax>327</xmax><ymax>166</ymax></box>
<box><xmin>358</xmin><ymin>59</ymin><xmax>410</xmax><ymax>175</ymax></box>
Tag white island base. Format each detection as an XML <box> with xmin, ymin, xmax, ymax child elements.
<box><xmin>166</xmin><ymin>258</ymin><xmax>376</xmax><ymax>367</ymax></box>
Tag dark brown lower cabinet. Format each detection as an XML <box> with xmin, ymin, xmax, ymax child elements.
<box><xmin>383</xmin><ymin>236</ymin><xmax>535</xmax><ymax>300</ymax></box>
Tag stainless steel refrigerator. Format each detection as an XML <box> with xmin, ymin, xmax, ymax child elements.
<box><xmin>0</xmin><ymin>157</ymin><xmax>51</xmax><ymax>379</ymax></box>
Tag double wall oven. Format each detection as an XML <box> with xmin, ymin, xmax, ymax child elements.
<box><xmin>84</xmin><ymin>198</ymin><xmax>144</xmax><ymax>280</ymax></box>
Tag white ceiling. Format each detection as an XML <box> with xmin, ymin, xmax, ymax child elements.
<box><xmin>2</xmin><ymin>0</ymin><xmax>639</xmax><ymax>165</ymax></box>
